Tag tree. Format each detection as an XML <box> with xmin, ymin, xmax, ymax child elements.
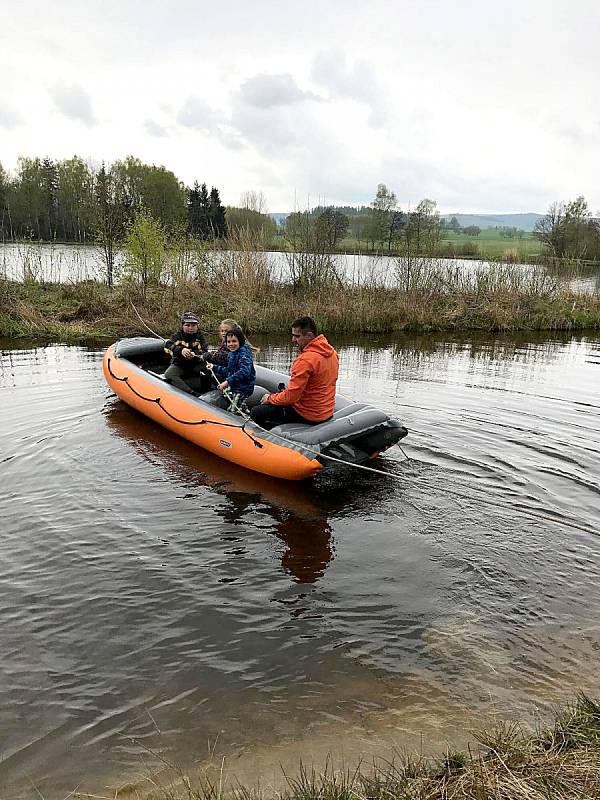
<box><xmin>0</xmin><ymin>162</ymin><xmax>11</xmax><ymax>239</ymax></box>
<box><xmin>314</xmin><ymin>208</ymin><xmax>349</xmax><ymax>249</ymax></box>
<box><xmin>122</xmin><ymin>209</ymin><xmax>166</xmax><ymax>297</ymax></box>
<box><xmin>40</xmin><ymin>158</ymin><xmax>59</xmax><ymax>240</ymax></box>
<box><xmin>448</xmin><ymin>216</ymin><xmax>461</xmax><ymax>232</ymax></box>
<box><xmin>226</xmin><ymin>206</ymin><xmax>277</xmax><ymax>244</ymax></box>
<box><xmin>95</xmin><ymin>164</ymin><xmax>131</xmax><ymax>286</ymax></box>
<box><xmin>208</xmin><ymin>187</ymin><xmax>227</xmax><ymax>238</ymax></box>
<box><xmin>188</xmin><ymin>181</ymin><xmax>210</xmax><ymax>237</ymax></box>
<box><xmin>405</xmin><ymin>198</ymin><xmax>441</xmax><ymax>253</ymax></box>
<box><xmin>56</xmin><ymin>156</ymin><xmax>95</xmax><ymax>242</ymax></box>
<box><xmin>462</xmin><ymin>225</ymin><xmax>481</xmax><ymax>237</ymax></box>
<box><xmin>14</xmin><ymin>157</ymin><xmax>45</xmax><ymax>239</ymax></box>
<box><xmin>534</xmin><ymin>197</ymin><xmax>600</xmax><ymax>259</ymax></box>
<box><xmin>240</xmin><ymin>190</ymin><xmax>267</xmax><ymax>214</ymax></box>
<box><xmin>111</xmin><ymin>156</ymin><xmax>187</xmax><ymax>231</ymax></box>
<box><xmin>365</xmin><ymin>183</ymin><xmax>397</xmax><ymax>250</ymax></box>
<box><xmin>387</xmin><ymin>210</ymin><xmax>406</xmax><ymax>250</ymax></box>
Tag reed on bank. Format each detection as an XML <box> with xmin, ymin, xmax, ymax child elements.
<box><xmin>1</xmin><ymin>249</ymin><xmax>599</xmax><ymax>340</ymax></box>
<box><xmin>77</xmin><ymin>693</ymin><xmax>600</xmax><ymax>800</ymax></box>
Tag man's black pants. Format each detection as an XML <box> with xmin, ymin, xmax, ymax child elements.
<box><xmin>249</xmin><ymin>403</ymin><xmax>321</xmax><ymax>430</ymax></box>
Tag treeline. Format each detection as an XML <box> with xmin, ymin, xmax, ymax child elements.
<box><xmin>286</xmin><ymin>188</ymin><xmax>487</xmax><ymax>254</ymax></box>
<box><xmin>287</xmin><ymin>185</ymin><xmax>600</xmax><ymax>262</ymax></box>
<box><xmin>2</xmin><ymin>155</ymin><xmax>599</xmax><ymax>264</ymax></box>
<box><xmin>533</xmin><ymin>196</ymin><xmax>600</xmax><ymax>261</ymax></box>
<box><xmin>286</xmin><ymin>186</ymin><xmax>444</xmax><ymax>254</ymax></box>
<box><xmin>0</xmin><ymin>155</ymin><xmax>271</xmax><ymax>244</ymax></box>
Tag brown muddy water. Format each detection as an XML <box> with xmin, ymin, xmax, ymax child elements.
<box><xmin>1</xmin><ymin>332</ymin><xmax>599</xmax><ymax>799</ymax></box>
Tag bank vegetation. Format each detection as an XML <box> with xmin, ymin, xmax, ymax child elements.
<box><xmin>80</xmin><ymin>694</ymin><xmax>600</xmax><ymax>799</ymax></box>
<box><xmin>1</xmin><ymin>226</ymin><xmax>599</xmax><ymax>341</ymax></box>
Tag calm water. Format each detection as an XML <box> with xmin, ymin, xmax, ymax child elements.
<box><xmin>3</xmin><ymin>241</ymin><xmax>600</xmax><ymax>291</ymax></box>
<box><xmin>1</xmin><ymin>332</ymin><xmax>599</xmax><ymax>799</ymax></box>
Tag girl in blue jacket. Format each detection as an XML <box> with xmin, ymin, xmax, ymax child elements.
<box><xmin>208</xmin><ymin>326</ymin><xmax>256</xmax><ymax>412</ymax></box>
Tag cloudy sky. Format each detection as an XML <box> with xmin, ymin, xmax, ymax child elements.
<box><xmin>1</xmin><ymin>0</ymin><xmax>598</xmax><ymax>213</ymax></box>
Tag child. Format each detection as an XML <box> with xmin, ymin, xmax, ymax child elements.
<box><xmin>203</xmin><ymin>318</ymin><xmax>260</xmax><ymax>368</ymax></box>
<box><xmin>207</xmin><ymin>326</ymin><xmax>256</xmax><ymax>413</ymax></box>
<box><xmin>164</xmin><ymin>311</ymin><xmax>209</xmax><ymax>394</ymax></box>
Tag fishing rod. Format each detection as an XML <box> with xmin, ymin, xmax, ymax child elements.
<box><xmin>204</xmin><ymin>361</ymin><xmax>247</xmax><ymax>416</ymax></box>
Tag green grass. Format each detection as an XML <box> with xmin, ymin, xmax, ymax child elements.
<box><xmin>335</xmin><ymin>230</ymin><xmax>543</xmax><ymax>261</ymax></box>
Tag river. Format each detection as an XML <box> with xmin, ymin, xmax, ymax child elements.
<box><xmin>1</xmin><ymin>331</ymin><xmax>599</xmax><ymax>799</ymax></box>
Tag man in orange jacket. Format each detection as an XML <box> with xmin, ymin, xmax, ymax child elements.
<box><xmin>250</xmin><ymin>316</ymin><xmax>339</xmax><ymax>430</ymax></box>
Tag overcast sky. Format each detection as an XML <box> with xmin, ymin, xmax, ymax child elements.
<box><xmin>1</xmin><ymin>0</ymin><xmax>598</xmax><ymax>213</ymax></box>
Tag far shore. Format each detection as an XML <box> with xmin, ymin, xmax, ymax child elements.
<box><xmin>5</xmin><ymin>235</ymin><xmax>600</xmax><ymax>266</ymax></box>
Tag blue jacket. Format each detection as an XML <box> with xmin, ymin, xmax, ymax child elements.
<box><xmin>213</xmin><ymin>343</ymin><xmax>256</xmax><ymax>397</ymax></box>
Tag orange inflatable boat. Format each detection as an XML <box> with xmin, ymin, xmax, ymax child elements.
<box><xmin>103</xmin><ymin>338</ymin><xmax>407</xmax><ymax>480</ymax></box>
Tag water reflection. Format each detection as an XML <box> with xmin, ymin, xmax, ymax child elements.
<box><xmin>104</xmin><ymin>401</ymin><xmax>334</xmax><ymax>585</ymax></box>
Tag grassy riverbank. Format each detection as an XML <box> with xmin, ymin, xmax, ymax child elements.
<box><xmin>84</xmin><ymin>694</ymin><xmax>600</xmax><ymax>799</ymax></box>
<box><xmin>1</xmin><ymin>260</ymin><xmax>599</xmax><ymax>340</ymax></box>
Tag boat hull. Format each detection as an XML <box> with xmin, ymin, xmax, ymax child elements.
<box><xmin>103</xmin><ymin>345</ymin><xmax>323</xmax><ymax>480</ymax></box>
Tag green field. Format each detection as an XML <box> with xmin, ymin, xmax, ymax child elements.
<box><xmin>334</xmin><ymin>229</ymin><xmax>543</xmax><ymax>261</ymax></box>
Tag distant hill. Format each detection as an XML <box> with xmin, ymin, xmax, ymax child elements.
<box><xmin>444</xmin><ymin>213</ymin><xmax>543</xmax><ymax>232</ymax></box>
<box><xmin>271</xmin><ymin>211</ymin><xmax>544</xmax><ymax>232</ymax></box>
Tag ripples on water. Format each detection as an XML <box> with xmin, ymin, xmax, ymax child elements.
<box><xmin>0</xmin><ymin>333</ymin><xmax>599</xmax><ymax>799</ymax></box>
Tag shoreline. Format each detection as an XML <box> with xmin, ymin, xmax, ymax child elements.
<box><xmin>4</xmin><ymin>237</ymin><xmax>600</xmax><ymax>266</ymax></box>
<box><xmin>73</xmin><ymin>694</ymin><xmax>600</xmax><ymax>799</ymax></box>
<box><xmin>1</xmin><ymin>275</ymin><xmax>599</xmax><ymax>341</ymax></box>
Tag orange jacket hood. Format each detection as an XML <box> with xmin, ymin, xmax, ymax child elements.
<box><xmin>267</xmin><ymin>334</ymin><xmax>339</xmax><ymax>422</ymax></box>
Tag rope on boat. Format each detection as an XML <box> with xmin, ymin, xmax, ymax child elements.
<box><xmin>202</xmin><ymin>363</ymin><xmax>412</xmax><ymax>475</ymax></box>
<box><xmin>107</xmin><ymin>357</ymin><xmax>412</xmax><ymax>477</ymax></box>
<box><xmin>122</xmin><ymin>307</ymin><xmax>412</xmax><ymax>478</ymax></box>
<box><xmin>130</xmin><ymin>302</ymin><xmax>163</xmax><ymax>340</ymax></box>
<box><xmin>106</xmin><ymin>358</ymin><xmax>264</xmax><ymax>449</ymax></box>
<box><xmin>129</xmin><ymin>301</ymin><xmax>212</xmax><ymax>339</ymax></box>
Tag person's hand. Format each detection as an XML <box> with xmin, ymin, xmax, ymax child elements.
<box><xmin>182</xmin><ymin>347</ymin><xmax>194</xmax><ymax>359</ymax></box>
<box><xmin>260</xmin><ymin>393</ymin><xmax>271</xmax><ymax>404</ymax></box>
<box><xmin>218</xmin><ymin>380</ymin><xmax>229</xmax><ymax>390</ymax></box>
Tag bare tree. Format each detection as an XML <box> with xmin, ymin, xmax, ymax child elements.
<box><xmin>240</xmin><ymin>190</ymin><xmax>268</xmax><ymax>214</ymax></box>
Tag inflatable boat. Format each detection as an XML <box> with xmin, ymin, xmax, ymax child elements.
<box><xmin>103</xmin><ymin>337</ymin><xmax>408</xmax><ymax>480</ymax></box>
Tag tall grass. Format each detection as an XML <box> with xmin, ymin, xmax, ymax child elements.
<box><xmin>1</xmin><ymin>241</ymin><xmax>599</xmax><ymax>340</ymax></box>
<box><xmin>96</xmin><ymin>694</ymin><xmax>600</xmax><ymax>800</ymax></box>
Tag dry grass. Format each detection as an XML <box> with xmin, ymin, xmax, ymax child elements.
<box><xmin>73</xmin><ymin>695</ymin><xmax>600</xmax><ymax>800</ymax></box>
<box><xmin>1</xmin><ymin>251</ymin><xmax>599</xmax><ymax>340</ymax></box>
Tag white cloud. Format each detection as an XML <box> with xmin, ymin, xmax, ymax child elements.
<box><xmin>0</xmin><ymin>105</ymin><xmax>22</xmax><ymax>129</ymax></box>
<box><xmin>239</xmin><ymin>73</ymin><xmax>320</xmax><ymax>108</ymax></box>
<box><xmin>0</xmin><ymin>1</ymin><xmax>598</xmax><ymax>211</ymax></box>
<box><xmin>176</xmin><ymin>97</ymin><xmax>220</xmax><ymax>133</ymax></box>
<box><xmin>311</xmin><ymin>52</ymin><xmax>386</xmax><ymax>127</ymax></box>
<box><xmin>50</xmin><ymin>82</ymin><xmax>95</xmax><ymax>125</ymax></box>
<box><xmin>144</xmin><ymin>118</ymin><xmax>168</xmax><ymax>138</ymax></box>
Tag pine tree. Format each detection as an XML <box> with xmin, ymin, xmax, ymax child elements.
<box><xmin>41</xmin><ymin>158</ymin><xmax>59</xmax><ymax>240</ymax></box>
<box><xmin>187</xmin><ymin>181</ymin><xmax>201</xmax><ymax>235</ymax></box>
<box><xmin>198</xmin><ymin>182</ymin><xmax>211</xmax><ymax>238</ymax></box>
<box><xmin>208</xmin><ymin>187</ymin><xmax>226</xmax><ymax>238</ymax></box>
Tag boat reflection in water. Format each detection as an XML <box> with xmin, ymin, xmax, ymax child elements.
<box><xmin>104</xmin><ymin>399</ymin><xmax>334</xmax><ymax>584</ymax></box>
